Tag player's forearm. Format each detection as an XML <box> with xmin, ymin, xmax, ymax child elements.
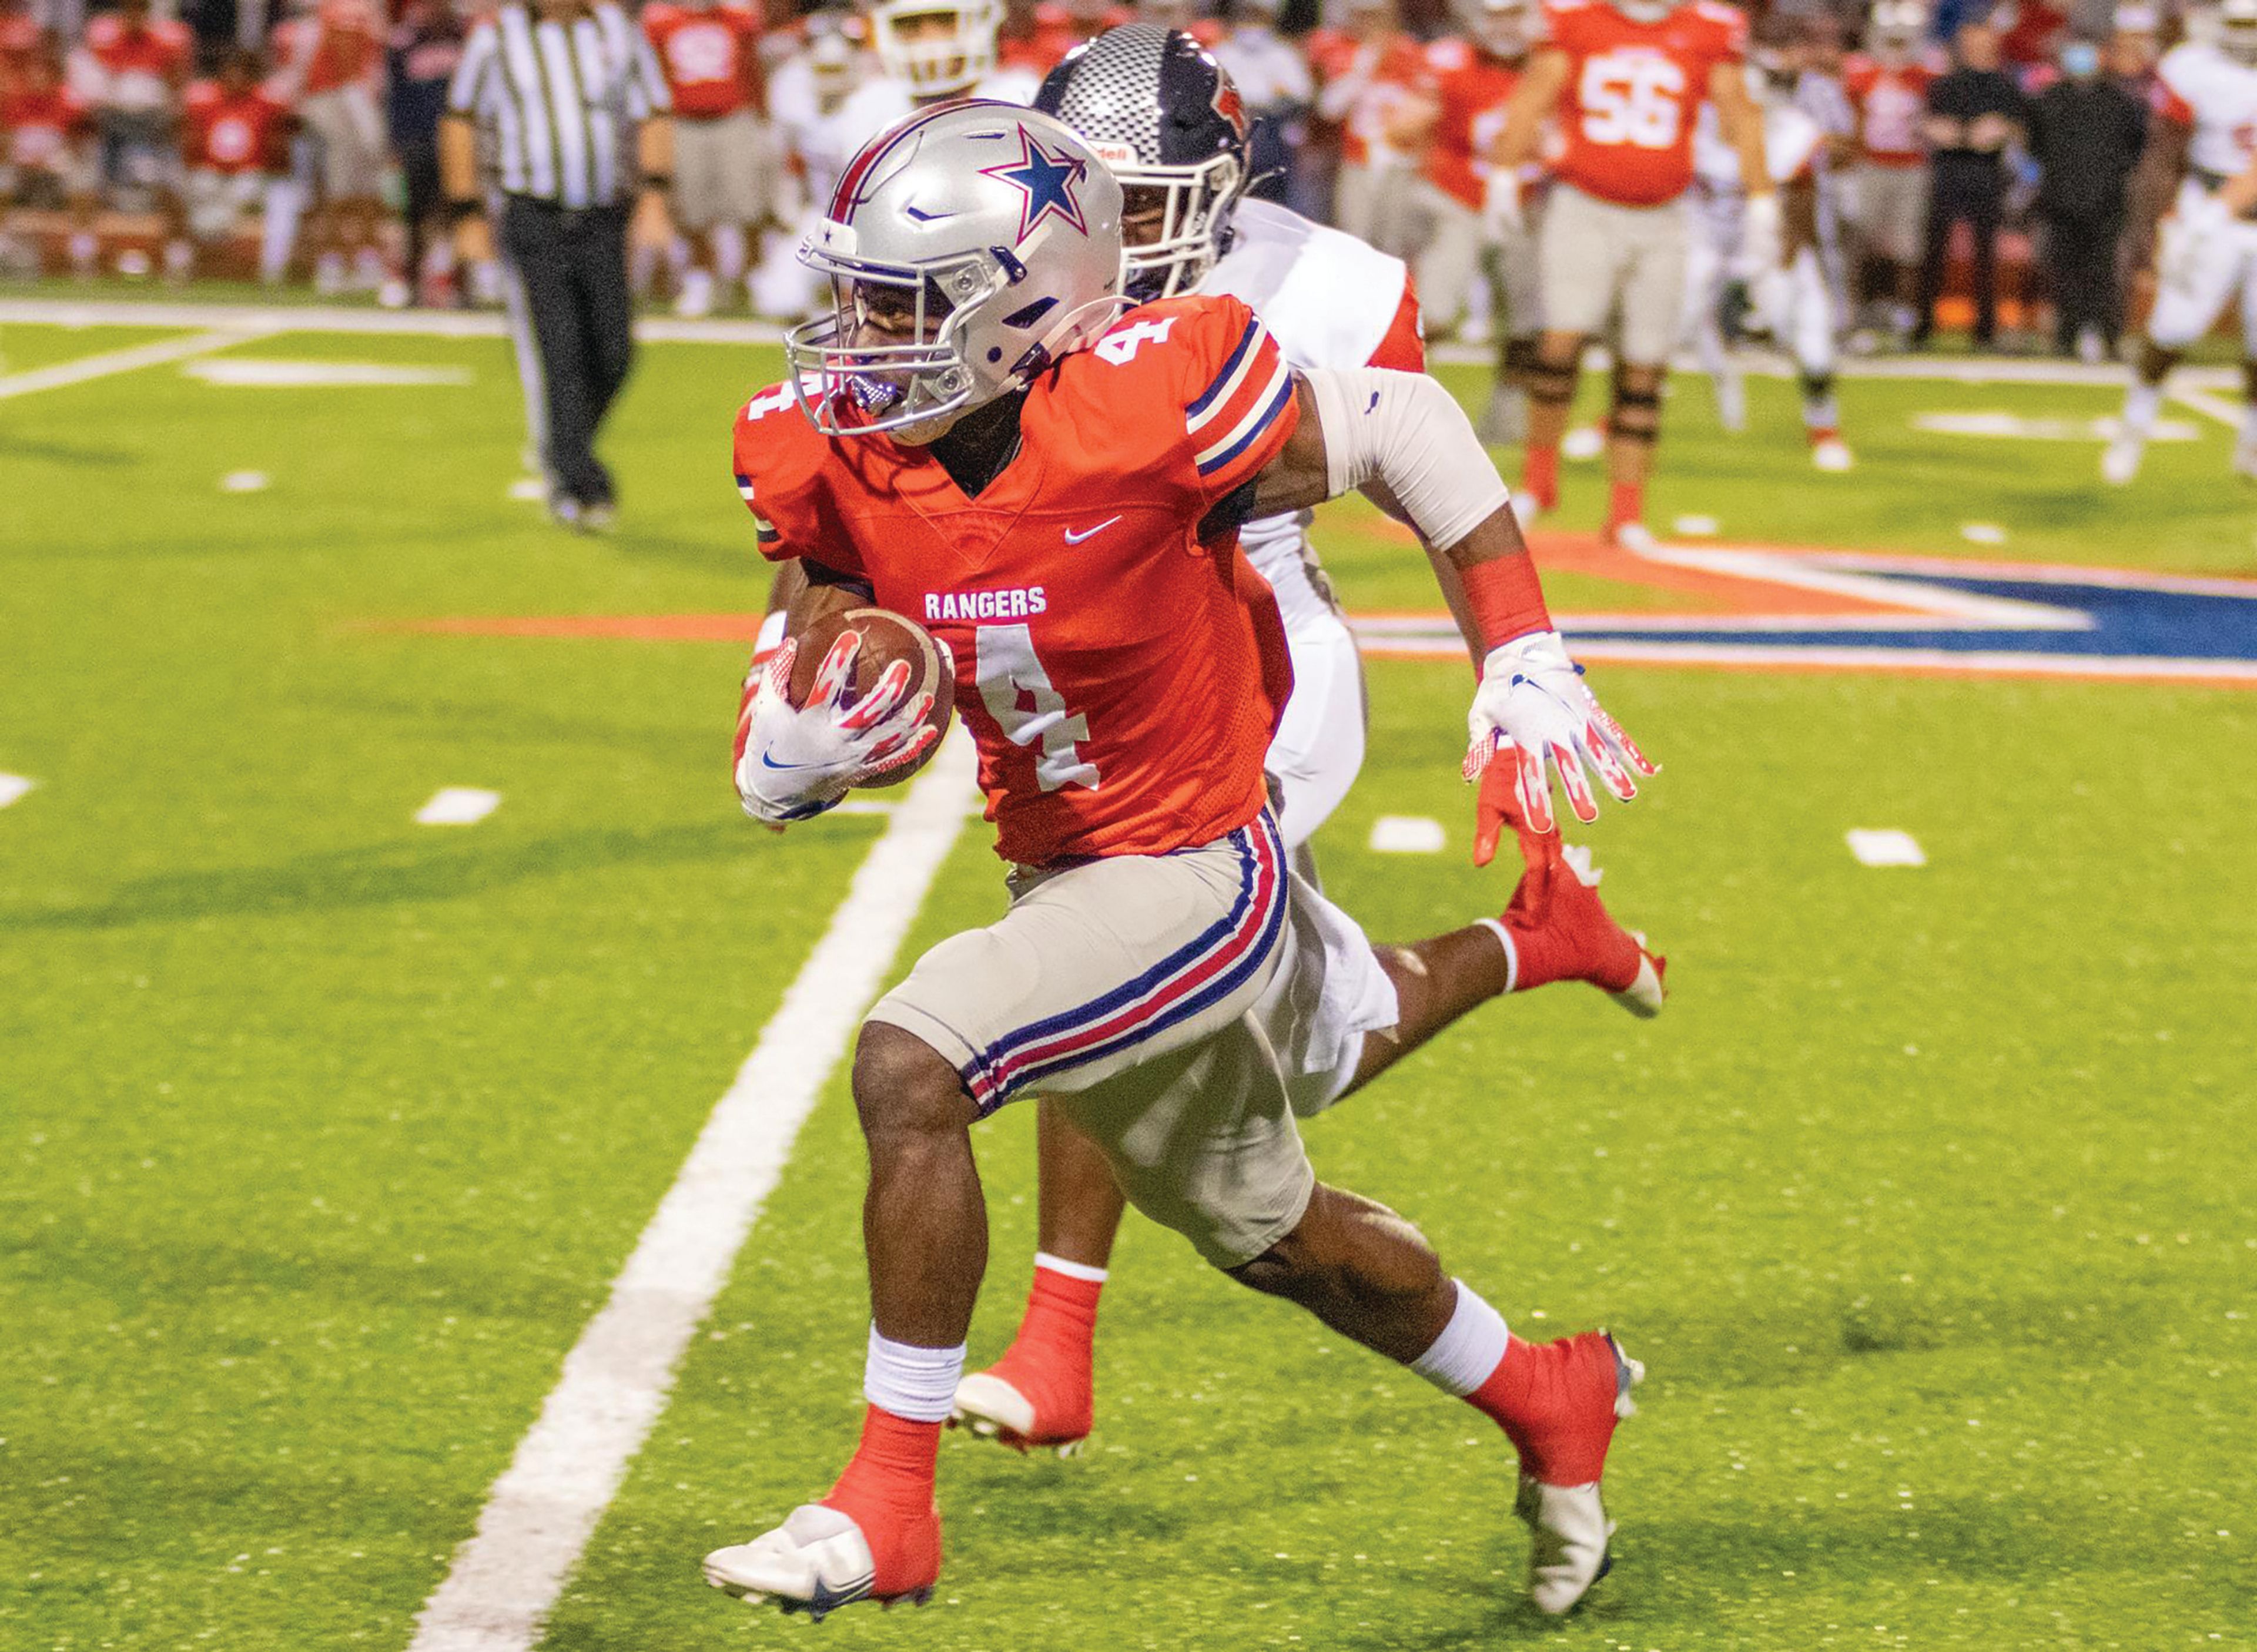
<box><xmin>1492</xmin><ymin>62</ymin><xmax>1559</xmax><ymax>170</ymax></box>
<box><xmin>438</xmin><ymin>113</ymin><xmax>479</xmax><ymax>201</ymax></box>
<box><xmin>638</xmin><ymin>113</ymin><xmax>674</xmax><ymax>183</ymax></box>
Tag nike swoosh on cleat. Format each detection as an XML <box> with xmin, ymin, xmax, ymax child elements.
<box><xmin>1063</xmin><ymin>515</ymin><xmax>1122</xmax><ymax>544</ymax></box>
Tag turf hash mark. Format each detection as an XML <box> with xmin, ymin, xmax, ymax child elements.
<box><xmin>1368</xmin><ymin>815</ymin><xmax>1446</xmax><ymax>853</ymax></box>
<box><xmin>0</xmin><ymin>327</ymin><xmax>271</xmax><ymax>400</ymax></box>
<box><xmin>1846</xmin><ymin>829</ymin><xmax>1928</xmax><ymax>867</ymax></box>
<box><xmin>416</xmin><ymin>788</ymin><xmax>504</xmax><ymax>826</ymax></box>
<box><xmin>0</xmin><ymin>773</ymin><xmax>35</xmax><ymax>809</ymax></box>
<box><xmin>406</xmin><ymin>734</ymin><xmax>977</xmax><ymax>1652</ymax></box>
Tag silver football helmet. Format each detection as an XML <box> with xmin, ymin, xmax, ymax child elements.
<box><xmin>869</xmin><ymin>0</ymin><xmax>1002</xmax><ymax>96</ymax></box>
<box><xmin>787</xmin><ymin>102</ymin><xmax>1126</xmax><ymax>441</ymax></box>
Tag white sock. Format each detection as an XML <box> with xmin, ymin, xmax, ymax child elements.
<box><xmin>1032</xmin><ymin>1250</ymin><xmax>1109</xmax><ymax>1284</ymax></box>
<box><xmin>1475</xmin><ymin>916</ymin><xmax>1518</xmax><ymax>994</ymax></box>
<box><xmin>2122</xmin><ymin>380</ymin><xmax>2164</xmax><ymax>441</ymax></box>
<box><xmin>712</xmin><ymin>220</ymin><xmax>748</xmax><ymax>283</ymax></box>
<box><xmin>862</xmin><ymin>1325</ymin><xmax>965</xmax><ymax>1423</ymax></box>
<box><xmin>1408</xmin><ymin>1279</ymin><xmax>1511</xmax><ymax>1397</ymax></box>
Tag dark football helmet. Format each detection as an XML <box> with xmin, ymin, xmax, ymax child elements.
<box><xmin>1036</xmin><ymin>24</ymin><xmax>1250</xmax><ymax>301</ymax></box>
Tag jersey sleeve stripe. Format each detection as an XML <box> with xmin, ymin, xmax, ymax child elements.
<box><xmin>1185</xmin><ymin>316</ymin><xmax>1267</xmax><ymax>430</ymax></box>
<box><xmin>1194</xmin><ymin>357</ymin><xmax>1293</xmax><ymax>477</ymax></box>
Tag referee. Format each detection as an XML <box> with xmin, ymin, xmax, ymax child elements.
<box><xmin>441</xmin><ymin>0</ymin><xmax>674</xmax><ymax>530</ymax></box>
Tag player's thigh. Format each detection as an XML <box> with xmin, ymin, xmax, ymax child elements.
<box><xmin>1539</xmin><ymin>185</ymin><xmax>1630</xmax><ymax>339</ymax></box>
<box><xmin>2149</xmin><ymin>237</ymin><xmax>2244</xmax><ymax>349</ymax></box>
<box><xmin>711</xmin><ymin>112</ymin><xmax>769</xmax><ymax>224</ymax></box>
<box><xmin>1493</xmin><ymin>208</ymin><xmax>1546</xmax><ymax>334</ymax></box>
<box><xmin>1618</xmin><ymin>199</ymin><xmax>1691</xmax><ymax>366</ymax></box>
<box><xmin>672</xmin><ymin>118</ymin><xmax>725</xmax><ymax>232</ymax></box>
<box><xmin>1055</xmin><ymin>1013</ymin><xmax>1314</xmax><ymax>1271</ymax></box>
<box><xmin>866</xmin><ymin>815</ymin><xmax>1290</xmax><ymax>1118</ymax></box>
<box><xmin>1265</xmin><ymin>612</ymin><xmax>1365</xmax><ymax>853</ymax></box>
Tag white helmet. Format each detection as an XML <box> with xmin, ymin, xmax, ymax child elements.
<box><xmin>2218</xmin><ymin>0</ymin><xmax>2257</xmax><ymax>62</ymax></box>
<box><xmin>870</xmin><ymin>0</ymin><xmax>1002</xmax><ymax>96</ymax></box>
<box><xmin>787</xmin><ymin>102</ymin><xmax>1126</xmax><ymax>441</ymax></box>
<box><xmin>1866</xmin><ymin>1</ymin><xmax>1927</xmax><ymax>61</ymax></box>
<box><xmin>1454</xmin><ymin>0</ymin><xmax>1538</xmax><ymax>57</ymax></box>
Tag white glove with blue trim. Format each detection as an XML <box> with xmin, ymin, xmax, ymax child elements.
<box><xmin>732</xmin><ymin>631</ymin><xmax>939</xmax><ymax>825</ymax></box>
<box><xmin>1465</xmin><ymin>629</ymin><xmax>1655</xmax><ymax>833</ymax></box>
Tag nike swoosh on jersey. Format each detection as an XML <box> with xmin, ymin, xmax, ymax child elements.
<box><xmin>1063</xmin><ymin>515</ymin><xmax>1122</xmax><ymax>544</ymax></box>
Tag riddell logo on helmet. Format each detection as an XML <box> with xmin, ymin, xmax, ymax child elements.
<box><xmin>1089</xmin><ymin>140</ymin><xmax>1137</xmax><ymax>165</ymax></box>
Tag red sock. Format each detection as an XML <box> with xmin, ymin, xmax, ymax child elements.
<box><xmin>1606</xmin><ymin>479</ymin><xmax>1643</xmax><ymax>531</ymax></box>
<box><xmin>1809</xmin><ymin>425</ymin><xmax>1838</xmax><ymax>445</ymax></box>
<box><xmin>1521</xmin><ymin>444</ymin><xmax>1559</xmax><ymax>511</ymax></box>
<box><xmin>1464</xmin><ymin>1333</ymin><xmax>1621</xmax><ymax>1486</ymax></box>
<box><xmin>985</xmin><ymin>1260</ymin><xmax>1103</xmax><ymax>1437</ymax></box>
<box><xmin>821</xmin><ymin>1406</ymin><xmax>942</xmax><ymax>1594</ymax></box>
<box><xmin>1503</xmin><ymin>907</ymin><xmax>1572</xmax><ymax>992</ymax></box>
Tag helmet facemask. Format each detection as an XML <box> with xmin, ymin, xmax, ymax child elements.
<box><xmin>787</xmin><ymin>250</ymin><xmax>1016</xmax><ymax>441</ymax></box>
<box><xmin>872</xmin><ymin>0</ymin><xmax>1001</xmax><ymax>97</ymax></box>
<box><xmin>1109</xmin><ymin>150</ymin><xmax>1245</xmax><ymax>301</ymax></box>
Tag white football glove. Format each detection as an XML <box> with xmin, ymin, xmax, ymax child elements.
<box><xmin>1464</xmin><ymin>629</ymin><xmax>1655</xmax><ymax>833</ymax></box>
<box><xmin>1736</xmin><ymin>190</ymin><xmax>1784</xmax><ymax>281</ymax></box>
<box><xmin>732</xmin><ymin>629</ymin><xmax>940</xmax><ymax>825</ymax></box>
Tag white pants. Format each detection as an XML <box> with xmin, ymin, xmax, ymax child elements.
<box><xmin>1265</xmin><ymin>602</ymin><xmax>1365</xmax><ymax>853</ymax></box>
<box><xmin>2149</xmin><ymin>198</ymin><xmax>2257</xmax><ymax>353</ymax></box>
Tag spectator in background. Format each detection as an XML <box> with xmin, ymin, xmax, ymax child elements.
<box><xmin>642</xmin><ymin>0</ymin><xmax>769</xmax><ymax>318</ymax></box>
<box><xmin>168</xmin><ymin>46</ymin><xmax>291</xmax><ymax>283</ymax></box>
<box><xmin>1022</xmin><ymin>0</ymin><xmax>1132</xmax><ymax>69</ymax></box>
<box><xmin>2108</xmin><ymin>2</ymin><xmax>2159</xmax><ymax>88</ymax></box>
<box><xmin>1211</xmin><ymin>0</ymin><xmax>1311</xmax><ymax>207</ymax></box>
<box><xmin>73</xmin><ymin>0</ymin><xmax>190</xmax><ymax>244</ymax></box>
<box><xmin>388</xmin><ymin>0</ymin><xmax>467</xmax><ymax>306</ymax></box>
<box><xmin>1914</xmin><ymin>18</ymin><xmax>2025</xmax><ymax>347</ymax></box>
<box><xmin>1136</xmin><ymin>0</ymin><xmax>1222</xmax><ymax>46</ymax></box>
<box><xmin>1</xmin><ymin>40</ymin><xmax>97</xmax><ymax>276</ymax></box>
<box><xmin>1311</xmin><ymin>0</ymin><xmax>1423</xmax><ymax>254</ymax></box>
<box><xmin>1844</xmin><ymin>1</ymin><xmax>1937</xmax><ymax>344</ymax></box>
<box><xmin>2027</xmin><ymin>32</ymin><xmax>2144</xmax><ymax>357</ymax></box>
<box><xmin>270</xmin><ymin>0</ymin><xmax>388</xmax><ymax>296</ymax></box>
<box><xmin>1</xmin><ymin>0</ymin><xmax>42</xmax><ymax>96</ymax></box>
<box><xmin>1993</xmin><ymin>0</ymin><xmax>2068</xmax><ymax>71</ymax></box>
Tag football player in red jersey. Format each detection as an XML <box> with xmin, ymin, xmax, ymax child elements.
<box><xmin>167</xmin><ymin>49</ymin><xmax>293</xmax><ymax>282</ymax></box>
<box><xmin>642</xmin><ymin>0</ymin><xmax>767</xmax><ymax>316</ymax></box>
<box><xmin>1491</xmin><ymin>0</ymin><xmax>1779</xmax><ymax>549</ymax></box>
<box><xmin>950</xmin><ymin>16</ymin><xmax>1666</xmax><ymax>1483</ymax></box>
<box><xmin>704</xmin><ymin>99</ymin><xmax>1659</xmax><ymax>1623</ymax></box>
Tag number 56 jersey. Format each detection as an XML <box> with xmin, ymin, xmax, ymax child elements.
<box><xmin>1544</xmin><ymin>0</ymin><xmax>1747</xmax><ymax>208</ymax></box>
<box><xmin>732</xmin><ymin>292</ymin><xmax>1301</xmax><ymax>867</ymax></box>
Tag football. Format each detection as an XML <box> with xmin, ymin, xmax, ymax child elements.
<box><xmin>788</xmin><ymin>605</ymin><xmax>956</xmax><ymax>787</ymax></box>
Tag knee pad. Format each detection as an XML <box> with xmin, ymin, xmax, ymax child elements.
<box><xmin>1528</xmin><ymin>356</ymin><xmax>1579</xmax><ymax>408</ymax></box>
<box><xmin>1608</xmin><ymin>368</ymin><xmax>1663</xmax><ymax>443</ymax></box>
<box><xmin>1502</xmin><ymin>333</ymin><xmax>1542</xmax><ymax>383</ymax></box>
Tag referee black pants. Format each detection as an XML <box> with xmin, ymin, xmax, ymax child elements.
<box><xmin>1916</xmin><ymin>162</ymin><xmax>2006</xmax><ymax>347</ymax></box>
<box><xmin>500</xmin><ymin>197</ymin><xmax>635</xmax><ymax>507</ymax></box>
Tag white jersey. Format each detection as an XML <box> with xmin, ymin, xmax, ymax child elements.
<box><xmin>1212</xmin><ymin>24</ymin><xmax>1313</xmax><ymax>113</ymax></box>
<box><xmin>766</xmin><ymin>51</ymin><xmax>867</xmax><ymax>212</ymax></box>
<box><xmin>2154</xmin><ymin>42</ymin><xmax>2257</xmax><ymax>181</ymax></box>
<box><xmin>1198</xmin><ymin>196</ymin><xmax>1414</xmax><ymax>629</ymax></box>
<box><xmin>831</xmin><ymin>63</ymin><xmax>1035</xmax><ymax>156</ymax></box>
<box><xmin>1692</xmin><ymin>97</ymin><xmax>1823</xmax><ymax>196</ymax></box>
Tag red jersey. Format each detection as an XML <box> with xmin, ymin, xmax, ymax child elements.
<box><xmin>0</xmin><ymin>14</ymin><xmax>40</xmax><ymax>97</ymax></box>
<box><xmin>643</xmin><ymin>1</ymin><xmax>762</xmax><ymax>119</ymax></box>
<box><xmin>2</xmin><ymin>85</ymin><xmax>86</xmax><ymax>169</ymax></box>
<box><xmin>1842</xmin><ymin>55</ymin><xmax>1936</xmax><ymax>165</ymax></box>
<box><xmin>1308</xmin><ymin>28</ymin><xmax>1429</xmax><ymax>168</ymax></box>
<box><xmin>1016</xmin><ymin>4</ymin><xmax>1136</xmax><ymax>73</ymax></box>
<box><xmin>1418</xmin><ymin>36</ymin><xmax>1522</xmax><ymax>210</ymax></box>
<box><xmin>272</xmin><ymin>0</ymin><xmax>382</xmax><ymax>97</ymax></box>
<box><xmin>182</xmin><ymin>81</ymin><xmax>290</xmax><ymax>173</ymax></box>
<box><xmin>81</xmin><ymin>13</ymin><xmax>190</xmax><ymax>105</ymax></box>
<box><xmin>734</xmin><ymin>294</ymin><xmax>1301</xmax><ymax>866</ymax></box>
<box><xmin>1543</xmin><ymin>0</ymin><xmax>1744</xmax><ymax>207</ymax></box>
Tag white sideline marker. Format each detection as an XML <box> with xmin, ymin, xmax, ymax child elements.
<box><xmin>405</xmin><ymin>735</ymin><xmax>977</xmax><ymax>1652</ymax></box>
<box><xmin>220</xmin><ymin>470</ymin><xmax>269</xmax><ymax>493</ymax></box>
<box><xmin>416</xmin><ymin>787</ymin><xmax>503</xmax><ymax>826</ymax></box>
<box><xmin>1960</xmin><ymin>523</ymin><xmax>2008</xmax><ymax>546</ymax></box>
<box><xmin>0</xmin><ymin>773</ymin><xmax>35</xmax><ymax>809</ymax></box>
<box><xmin>507</xmin><ymin>477</ymin><xmax>547</xmax><ymax>502</ymax></box>
<box><xmin>185</xmin><ymin>357</ymin><xmax>471</xmax><ymax>388</ymax></box>
<box><xmin>1672</xmin><ymin>514</ymin><xmax>1720</xmax><ymax>537</ymax></box>
<box><xmin>1847</xmin><ymin>829</ymin><xmax>1927</xmax><ymax>868</ymax></box>
<box><xmin>1369</xmin><ymin>815</ymin><xmax>1446</xmax><ymax>854</ymax></box>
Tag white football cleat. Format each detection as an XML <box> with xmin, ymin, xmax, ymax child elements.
<box><xmin>1811</xmin><ymin>435</ymin><xmax>1854</xmax><ymax>473</ymax></box>
<box><xmin>1605</xmin><ymin>520</ymin><xmax>1659</xmax><ymax>556</ymax></box>
<box><xmin>1561</xmin><ymin>424</ymin><xmax>1606</xmax><ymax>463</ymax></box>
<box><xmin>1514</xmin><ymin>1338</ymin><xmax>1646</xmax><ymax>1616</ymax></box>
<box><xmin>2100</xmin><ymin>434</ymin><xmax>2143</xmax><ymax>486</ymax></box>
<box><xmin>705</xmin><ymin>1504</ymin><xmax>928</xmax><ymax>1621</ymax></box>
<box><xmin>952</xmin><ymin>1370</ymin><xmax>1089</xmax><ymax>1456</ymax></box>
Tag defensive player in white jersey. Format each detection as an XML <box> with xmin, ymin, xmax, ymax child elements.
<box><xmin>2104</xmin><ymin>0</ymin><xmax>2257</xmax><ymax>485</ymax></box>
<box><xmin>1685</xmin><ymin>33</ymin><xmax>1853</xmax><ymax>471</ymax></box>
<box><xmin>947</xmin><ymin>22</ymin><xmax>1667</xmax><ymax>1465</ymax></box>
<box><xmin>751</xmin><ymin>14</ymin><xmax>866</xmax><ymax>317</ymax></box>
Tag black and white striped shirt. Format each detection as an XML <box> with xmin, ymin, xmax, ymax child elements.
<box><xmin>447</xmin><ymin>2</ymin><xmax>671</xmax><ymax>210</ymax></box>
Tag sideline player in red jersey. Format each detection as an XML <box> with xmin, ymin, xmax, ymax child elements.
<box><xmin>704</xmin><ymin>99</ymin><xmax>1658</xmax><ymax>1623</ymax></box>
<box><xmin>168</xmin><ymin>49</ymin><xmax>293</xmax><ymax>283</ymax></box>
<box><xmin>1491</xmin><ymin>0</ymin><xmax>1779</xmax><ymax>549</ymax></box>
<box><xmin>951</xmin><ymin>18</ymin><xmax>1665</xmax><ymax>1480</ymax></box>
<box><xmin>642</xmin><ymin>0</ymin><xmax>767</xmax><ymax>317</ymax></box>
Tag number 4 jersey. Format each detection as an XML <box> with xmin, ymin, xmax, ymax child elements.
<box><xmin>734</xmin><ymin>293</ymin><xmax>1301</xmax><ymax>867</ymax></box>
<box><xmin>1545</xmin><ymin>0</ymin><xmax>1747</xmax><ymax>207</ymax></box>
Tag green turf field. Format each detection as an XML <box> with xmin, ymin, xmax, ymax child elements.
<box><xmin>3</xmin><ymin>314</ymin><xmax>2252</xmax><ymax>1650</ymax></box>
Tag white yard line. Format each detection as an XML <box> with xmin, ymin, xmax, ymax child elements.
<box><xmin>0</xmin><ymin>326</ymin><xmax>271</xmax><ymax>400</ymax></box>
<box><xmin>2168</xmin><ymin>384</ymin><xmax>2245</xmax><ymax>430</ymax></box>
<box><xmin>406</xmin><ymin>733</ymin><xmax>977</xmax><ymax>1652</ymax></box>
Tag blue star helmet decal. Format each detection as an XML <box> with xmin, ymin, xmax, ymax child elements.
<box><xmin>979</xmin><ymin>126</ymin><xmax>1091</xmax><ymax>241</ymax></box>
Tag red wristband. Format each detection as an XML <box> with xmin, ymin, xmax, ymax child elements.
<box><xmin>1460</xmin><ymin>553</ymin><xmax>1552</xmax><ymax>657</ymax></box>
